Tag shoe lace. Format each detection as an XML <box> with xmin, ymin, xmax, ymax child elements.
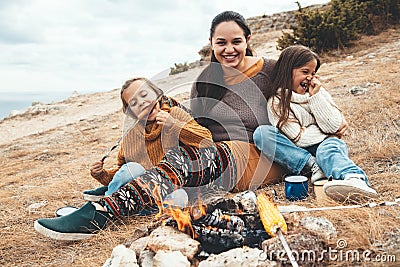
<box><xmin>344</xmin><ymin>174</ymin><xmax>366</xmax><ymax>181</ymax></box>
<box><xmin>311</xmin><ymin>163</ymin><xmax>321</xmax><ymax>175</ymax></box>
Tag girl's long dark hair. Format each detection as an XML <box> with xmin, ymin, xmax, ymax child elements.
<box><xmin>194</xmin><ymin>11</ymin><xmax>253</xmax><ymax>118</ymax></box>
<box><xmin>271</xmin><ymin>45</ymin><xmax>320</xmax><ymax>129</ymax></box>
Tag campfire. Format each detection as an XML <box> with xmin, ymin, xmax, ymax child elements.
<box><xmin>157</xmin><ymin>190</ymin><xmax>272</xmax><ymax>254</ymax></box>
<box><xmin>103</xmin><ymin>189</ymin><xmax>400</xmax><ymax>266</ymax></box>
<box><xmin>105</xmin><ymin>190</ymin><xmax>336</xmax><ymax>266</ymax></box>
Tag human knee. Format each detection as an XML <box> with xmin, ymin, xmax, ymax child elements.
<box><xmin>316</xmin><ymin>138</ymin><xmax>347</xmax><ymax>160</ymax></box>
<box><xmin>126</xmin><ymin>162</ymin><xmax>146</xmax><ymax>175</ymax></box>
<box><xmin>115</xmin><ymin>162</ymin><xmax>145</xmax><ymax>181</ymax></box>
<box><xmin>253</xmin><ymin>125</ymin><xmax>278</xmax><ymax>149</ymax></box>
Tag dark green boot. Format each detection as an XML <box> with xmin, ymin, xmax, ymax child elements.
<box><xmin>34</xmin><ymin>202</ymin><xmax>112</xmax><ymax>241</ymax></box>
<box><xmin>82</xmin><ymin>185</ymin><xmax>108</xmax><ymax>201</ymax></box>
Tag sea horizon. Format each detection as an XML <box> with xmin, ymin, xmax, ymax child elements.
<box><xmin>0</xmin><ymin>89</ymin><xmax>99</xmax><ymax>120</ymax></box>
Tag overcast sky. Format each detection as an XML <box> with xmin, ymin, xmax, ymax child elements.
<box><xmin>0</xmin><ymin>0</ymin><xmax>329</xmax><ymax>95</ymax></box>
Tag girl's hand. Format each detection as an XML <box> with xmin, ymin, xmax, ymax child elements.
<box><xmin>335</xmin><ymin>117</ymin><xmax>349</xmax><ymax>138</ymax></box>
<box><xmin>156</xmin><ymin>110</ymin><xmax>174</xmax><ymax>128</ymax></box>
<box><xmin>308</xmin><ymin>75</ymin><xmax>322</xmax><ymax>96</ymax></box>
<box><xmin>90</xmin><ymin>161</ymin><xmax>104</xmax><ymax>177</ymax></box>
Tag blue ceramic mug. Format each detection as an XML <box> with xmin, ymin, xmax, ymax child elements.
<box><xmin>285</xmin><ymin>175</ymin><xmax>309</xmax><ymax>201</ymax></box>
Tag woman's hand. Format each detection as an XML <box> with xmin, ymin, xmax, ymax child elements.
<box><xmin>156</xmin><ymin>110</ymin><xmax>175</xmax><ymax>129</ymax></box>
<box><xmin>308</xmin><ymin>76</ymin><xmax>322</xmax><ymax>96</ymax></box>
<box><xmin>90</xmin><ymin>161</ymin><xmax>104</xmax><ymax>177</ymax></box>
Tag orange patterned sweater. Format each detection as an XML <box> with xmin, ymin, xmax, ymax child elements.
<box><xmin>92</xmin><ymin>104</ymin><xmax>214</xmax><ymax>185</ymax></box>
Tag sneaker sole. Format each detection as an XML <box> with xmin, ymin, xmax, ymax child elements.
<box><xmin>34</xmin><ymin>220</ymin><xmax>96</xmax><ymax>241</ymax></box>
<box><xmin>324</xmin><ymin>184</ymin><xmax>378</xmax><ymax>203</ymax></box>
<box><xmin>82</xmin><ymin>193</ymin><xmax>104</xmax><ymax>202</ymax></box>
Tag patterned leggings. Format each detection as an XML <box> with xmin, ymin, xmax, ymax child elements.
<box><xmin>101</xmin><ymin>143</ymin><xmax>235</xmax><ymax>218</ymax></box>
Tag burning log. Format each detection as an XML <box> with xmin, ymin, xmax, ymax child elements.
<box><xmin>192</xmin><ymin>225</ymin><xmax>244</xmax><ymax>253</ymax></box>
<box><xmin>160</xmin><ymin>190</ymin><xmax>273</xmax><ymax>253</ymax></box>
<box><xmin>190</xmin><ymin>224</ymin><xmax>269</xmax><ymax>254</ymax></box>
<box><xmin>197</xmin><ymin>208</ymin><xmax>245</xmax><ymax>233</ymax></box>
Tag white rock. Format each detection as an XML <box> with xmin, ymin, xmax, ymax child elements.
<box><xmin>146</xmin><ymin>226</ymin><xmax>200</xmax><ymax>260</ymax></box>
<box><xmin>138</xmin><ymin>250</ymin><xmax>155</xmax><ymax>267</ymax></box>
<box><xmin>300</xmin><ymin>216</ymin><xmax>337</xmax><ymax>239</ymax></box>
<box><xmin>129</xmin><ymin>236</ymin><xmax>150</xmax><ymax>256</ymax></box>
<box><xmin>26</xmin><ymin>200</ymin><xmax>48</xmax><ymax>213</ymax></box>
<box><xmin>349</xmin><ymin>86</ymin><xmax>368</xmax><ymax>95</ymax></box>
<box><xmin>198</xmin><ymin>247</ymin><xmax>274</xmax><ymax>267</ymax></box>
<box><xmin>69</xmin><ymin>90</ymin><xmax>80</xmax><ymax>98</ymax></box>
<box><xmin>8</xmin><ymin>109</ymin><xmax>26</xmax><ymax>117</ymax></box>
<box><xmin>102</xmin><ymin>244</ymin><xmax>138</xmax><ymax>267</ymax></box>
<box><xmin>153</xmin><ymin>250</ymin><xmax>190</xmax><ymax>267</ymax></box>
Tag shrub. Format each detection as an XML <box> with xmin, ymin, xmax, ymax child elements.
<box><xmin>169</xmin><ymin>62</ymin><xmax>190</xmax><ymax>75</ymax></box>
<box><xmin>169</xmin><ymin>61</ymin><xmax>201</xmax><ymax>75</ymax></box>
<box><xmin>362</xmin><ymin>0</ymin><xmax>400</xmax><ymax>31</ymax></box>
<box><xmin>277</xmin><ymin>0</ymin><xmax>400</xmax><ymax>52</ymax></box>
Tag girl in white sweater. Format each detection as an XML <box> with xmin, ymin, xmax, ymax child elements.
<box><xmin>254</xmin><ymin>45</ymin><xmax>378</xmax><ymax>202</ymax></box>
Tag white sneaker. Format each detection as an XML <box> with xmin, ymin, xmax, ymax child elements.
<box><xmin>303</xmin><ymin>156</ymin><xmax>326</xmax><ymax>184</ymax></box>
<box><xmin>323</xmin><ymin>174</ymin><xmax>378</xmax><ymax>202</ymax></box>
<box><xmin>310</xmin><ymin>162</ymin><xmax>326</xmax><ymax>184</ymax></box>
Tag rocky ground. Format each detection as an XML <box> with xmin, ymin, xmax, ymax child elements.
<box><xmin>0</xmin><ymin>23</ymin><xmax>399</xmax><ymax>267</ymax></box>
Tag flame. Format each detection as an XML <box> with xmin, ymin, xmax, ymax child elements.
<box><xmin>235</xmin><ymin>208</ymin><xmax>244</xmax><ymax>214</ymax></box>
<box><xmin>220</xmin><ymin>214</ymin><xmax>231</xmax><ymax>222</ymax></box>
<box><xmin>188</xmin><ymin>195</ymin><xmax>207</xmax><ymax>221</ymax></box>
<box><xmin>198</xmin><ymin>198</ymin><xmax>207</xmax><ymax>216</ymax></box>
<box><xmin>153</xmin><ymin>189</ymin><xmax>210</xmax><ymax>239</ymax></box>
<box><xmin>169</xmin><ymin>207</ymin><xmax>196</xmax><ymax>238</ymax></box>
<box><xmin>152</xmin><ymin>184</ymin><xmax>164</xmax><ymax>219</ymax></box>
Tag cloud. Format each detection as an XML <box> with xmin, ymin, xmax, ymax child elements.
<box><xmin>0</xmin><ymin>0</ymin><xmax>329</xmax><ymax>95</ymax></box>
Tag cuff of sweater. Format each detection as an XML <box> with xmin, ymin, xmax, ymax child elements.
<box><xmin>91</xmin><ymin>170</ymin><xmax>111</xmax><ymax>186</ymax></box>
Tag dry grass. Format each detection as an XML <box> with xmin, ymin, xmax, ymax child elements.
<box><xmin>1</xmin><ymin>27</ymin><xmax>399</xmax><ymax>266</ymax></box>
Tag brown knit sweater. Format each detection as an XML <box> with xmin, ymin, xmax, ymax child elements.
<box><xmin>93</xmin><ymin>105</ymin><xmax>214</xmax><ymax>185</ymax></box>
<box><xmin>190</xmin><ymin>57</ymin><xmax>276</xmax><ymax>143</ymax></box>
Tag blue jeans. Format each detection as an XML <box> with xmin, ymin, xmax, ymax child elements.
<box><xmin>253</xmin><ymin>125</ymin><xmax>369</xmax><ymax>183</ymax></box>
<box><xmin>105</xmin><ymin>162</ymin><xmax>146</xmax><ymax>196</ymax></box>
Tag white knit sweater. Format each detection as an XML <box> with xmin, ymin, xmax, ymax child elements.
<box><xmin>267</xmin><ymin>87</ymin><xmax>343</xmax><ymax>147</ymax></box>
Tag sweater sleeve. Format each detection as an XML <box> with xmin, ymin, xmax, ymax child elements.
<box><xmin>309</xmin><ymin>88</ymin><xmax>343</xmax><ymax>134</ymax></box>
<box><xmin>267</xmin><ymin>96</ymin><xmax>327</xmax><ymax>147</ymax></box>
<box><xmin>91</xmin><ymin>146</ymin><xmax>126</xmax><ymax>186</ymax></box>
<box><xmin>168</xmin><ymin>107</ymin><xmax>214</xmax><ymax>148</ymax></box>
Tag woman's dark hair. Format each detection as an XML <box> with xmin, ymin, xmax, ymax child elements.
<box><xmin>209</xmin><ymin>11</ymin><xmax>251</xmax><ymax>43</ymax></box>
<box><xmin>194</xmin><ymin>11</ymin><xmax>253</xmax><ymax>117</ymax></box>
<box><xmin>271</xmin><ymin>45</ymin><xmax>321</xmax><ymax>129</ymax></box>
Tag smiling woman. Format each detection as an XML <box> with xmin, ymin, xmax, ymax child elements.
<box><xmin>191</xmin><ymin>11</ymin><xmax>285</xmax><ymax>192</ymax></box>
<box><xmin>210</xmin><ymin>20</ymin><xmax>251</xmax><ymax>73</ymax></box>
